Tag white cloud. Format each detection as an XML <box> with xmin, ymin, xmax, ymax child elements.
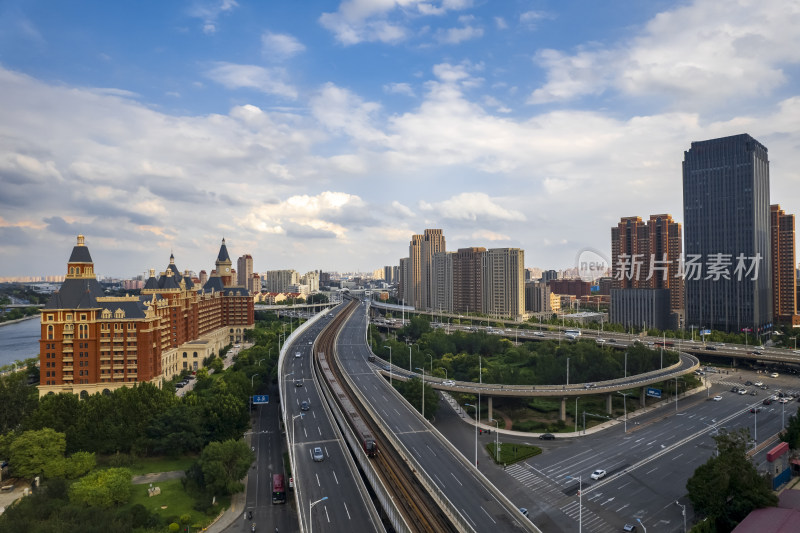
<box><xmin>310</xmin><ymin>83</ymin><xmax>388</xmax><ymax>143</ymax></box>
<box><xmin>419</xmin><ymin>192</ymin><xmax>526</xmax><ymax>222</ymax></box>
<box><xmin>519</xmin><ymin>10</ymin><xmax>549</xmax><ymax>28</ymax></box>
<box><xmin>435</xmin><ymin>24</ymin><xmax>483</xmax><ymax>44</ymax></box>
<box><xmin>262</xmin><ymin>32</ymin><xmax>306</xmax><ymax>60</ymax></box>
<box><xmin>204</xmin><ymin>62</ymin><xmax>298</xmax><ymax>99</ymax></box>
<box><xmin>187</xmin><ymin>0</ymin><xmax>238</xmax><ymax>34</ymax></box>
<box><xmin>383</xmin><ymin>82</ymin><xmax>416</xmax><ymax>96</ymax></box>
<box><xmin>472</xmin><ymin>229</ymin><xmax>510</xmax><ymax>241</ymax></box>
<box><xmin>318</xmin><ymin>0</ymin><xmax>472</xmax><ymax>45</ymax></box>
<box><xmin>494</xmin><ymin>17</ymin><xmax>507</xmax><ymax>29</ymax></box>
<box><xmin>528</xmin><ymin>0</ymin><xmax>800</xmax><ymax>109</ymax></box>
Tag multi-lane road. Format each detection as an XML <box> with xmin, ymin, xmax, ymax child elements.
<box><xmin>336</xmin><ymin>301</ymin><xmax>539</xmax><ymax>532</ymax></box>
<box><xmin>433</xmin><ymin>367</ymin><xmax>800</xmax><ymax>532</ymax></box>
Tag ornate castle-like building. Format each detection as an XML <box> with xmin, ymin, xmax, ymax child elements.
<box><xmin>38</xmin><ymin>235</ymin><xmax>254</xmax><ymax>397</ymax></box>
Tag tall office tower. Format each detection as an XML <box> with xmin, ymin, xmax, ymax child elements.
<box><xmin>420</xmin><ymin>229</ymin><xmax>446</xmax><ymax>310</ymax></box>
<box><xmin>541</xmin><ymin>270</ymin><xmax>558</xmax><ymax>282</ymax></box>
<box><xmin>431</xmin><ymin>251</ymin><xmax>455</xmax><ymax>313</ymax></box>
<box><xmin>482</xmin><ymin>248</ymin><xmax>525</xmax><ymax>319</ymax></box>
<box><xmin>237</xmin><ymin>254</ymin><xmax>253</xmax><ymax>291</ymax></box>
<box><xmin>265</xmin><ymin>270</ymin><xmax>299</xmax><ymax>293</ymax></box>
<box><xmin>683</xmin><ymin>134</ymin><xmax>772</xmax><ymax>333</ymax></box>
<box><xmin>408</xmin><ymin>234</ymin><xmax>423</xmax><ymax>308</ymax></box>
<box><xmin>398</xmin><ymin>258</ymin><xmax>410</xmax><ymax>305</ymax></box>
<box><xmin>771</xmin><ymin>205</ymin><xmax>797</xmax><ymax>323</ymax></box>
<box><xmin>453</xmin><ymin>247</ymin><xmax>486</xmax><ymax>314</ymax></box>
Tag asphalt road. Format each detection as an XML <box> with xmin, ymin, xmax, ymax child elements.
<box><xmin>337</xmin><ymin>302</ymin><xmax>535</xmax><ymax>532</ymax></box>
<box><xmin>281</xmin><ymin>310</ymin><xmax>381</xmax><ymax>533</ymax></box>
<box><xmin>433</xmin><ymin>367</ymin><xmax>800</xmax><ymax>533</ymax></box>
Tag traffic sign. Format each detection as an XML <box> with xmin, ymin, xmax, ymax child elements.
<box><xmin>252</xmin><ymin>395</ymin><xmax>269</xmax><ymax>404</ymax></box>
<box><xmin>646</xmin><ymin>387</ymin><xmax>662</xmax><ymax>399</ymax></box>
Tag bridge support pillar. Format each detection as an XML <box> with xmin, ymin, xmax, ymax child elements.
<box><xmin>560</xmin><ymin>397</ymin><xmax>567</xmax><ymax>422</ymax></box>
<box><xmin>487</xmin><ymin>396</ymin><xmax>493</xmax><ymax>423</ymax></box>
<box><xmin>640</xmin><ymin>387</ymin><xmax>647</xmax><ymax>407</ymax></box>
<box><xmin>606</xmin><ymin>393</ymin><xmax>613</xmax><ymax>414</ymax></box>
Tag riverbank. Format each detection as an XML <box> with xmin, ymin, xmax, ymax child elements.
<box><xmin>0</xmin><ymin>314</ymin><xmax>39</xmax><ymax>327</ymax></box>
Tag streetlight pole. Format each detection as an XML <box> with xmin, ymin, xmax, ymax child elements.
<box><xmin>465</xmin><ymin>403</ymin><xmax>478</xmax><ymax>467</ymax></box>
<box><xmin>439</xmin><ymin>368</ymin><xmax>448</xmax><ymax>380</ymax></box>
<box><xmin>637</xmin><ymin>518</ymin><xmax>647</xmax><ymax>533</ymax></box>
<box><xmin>675</xmin><ymin>501</ymin><xmax>687</xmax><ymax>533</ymax></box>
<box><xmin>309</xmin><ymin>496</ymin><xmax>329</xmax><ymax>533</ymax></box>
<box><xmin>566</xmin><ymin>357</ymin><xmax>570</xmax><ymax>387</ymax></box>
<box><xmin>383</xmin><ymin>345</ymin><xmax>392</xmax><ymax>386</ymax></box>
<box><xmin>617</xmin><ymin>392</ymin><xmax>631</xmax><ymax>432</ymax></box>
<box><xmin>624</xmin><ymin>352</ymin><xmax>628</xmax><ymax>378</ymax></box>
<box><xmin>251</xmin><ymin>373</ymin><xmax>259</xmax><ymax>389</ymax></box>
<box><xmin>416</xmin><ymin>367</ymin><xmax>425</xmax><ymax>419</ymax></box>
<box><xmin>574</xmin><ymin>397</ymin><xmax>580</xmax><ymax>433</ymax></box>
<box><xmin>258</xmin><ymin>358</ymin><xmax>265</xmax><ymax>366</ymax></box>
<box><xmin>408</xmin><ymin>344</ymin><xmax>412</xmax><ymax>371</ymax></box>
<box><xmin>428</xmin><ymin>353</ymin><xmax>433</xmax><ymax>375</ymax></box>
<box><xmin>490</xmin><ymin>418</ymin><xmax>499</xmax><ymax>463</ymax></box>
<box><xmin>565</xmin><ymin>475</ymin><xmax>582</xmax><ymax>533</ymax></box>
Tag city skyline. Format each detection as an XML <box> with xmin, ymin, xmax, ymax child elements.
<box><xmin>1</xmin><ymin>1</ymin><xmax>799</xmax><ymax>277</ymax></box>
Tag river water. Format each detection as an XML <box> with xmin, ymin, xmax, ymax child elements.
<box><xmin>0</xmin><ymin>317</ymin><xmax>40</xmax><ymax>367</ymax></box>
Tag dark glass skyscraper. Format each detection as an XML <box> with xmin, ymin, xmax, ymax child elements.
<box><xmin>683</xmin><ymin>134</ymin><xmax>772</xmax><ymax>333</ymax></box>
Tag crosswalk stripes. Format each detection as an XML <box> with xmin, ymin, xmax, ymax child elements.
<box><xmin>505</xmin><ymin>464</ymin><xmax>615</xmax><ymax>533</ymax></box>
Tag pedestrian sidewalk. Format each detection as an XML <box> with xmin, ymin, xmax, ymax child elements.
<box><xmin>441</xmin><ymin>381</ymin><xmax>709</xmax><ymax>439</ymax></box>
<box><xmin>202</xmin><ymin>474</ymin><xmax>248</xmax><ymax>532</ymax></box>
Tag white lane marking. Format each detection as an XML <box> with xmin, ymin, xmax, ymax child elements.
<box><xmin>433</xmin><ymin>473</ymin><xmax>445</xmax><ymax>488</ymax></box>
<box><xmin>461</xmin><ymin>509</ymin><xmax>477</xmax><ymax>527</ymax></box>
<box><xmin>343</xmin><ymin>501</ymin><xmax>351</xmax><ymax>520</ymax></box>
<box><xmin>450</xmin><ymin>472</ymin><xmax>463</xmax><ymax>486</ymax></box>
<box><xmin>671</xmin><ymin>453</ymin><xmax>684</xmax><ymax>461</ymax></box>
<box><xmin>325</xmin><ymin>505</ymin><xmax>330</xmax><ymax>522</ymax></box>
<box><xmin>616</xmin><ymin>503</ymin><xmax>630</xmax><ymax>513</ymax></box>
<box><xmin>426</xmin><ymin>444</ymin><xmax>438</xmax><ymax>457</ymax></box>
<box><xmin>480</xmin><ymin>506</ymin><xmax>497</xmax><ymax>524</ymax></box>
<box><xmin>645</xmin><ymin>467</ymin><xmax>658</xmax><ymax>474</ymax></box>
<box><xmin>333</xmin><ymin>471</ymin><xmax>339</xmax><ymax>485</ymax></box>
<box><xmin>316</xmin><ymin>473</ymin><xmax>320</xmax><ymax>487</ymax></box>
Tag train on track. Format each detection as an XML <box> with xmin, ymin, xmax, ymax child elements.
<box><xmin>317</xmin><ymin>350</ymin><xmax>378</xmax><ymax>457</ymax></box>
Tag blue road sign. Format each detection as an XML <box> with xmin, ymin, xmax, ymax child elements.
<box><xmin>646</xmin><ymin>388</ymin><xmax>662</xmax><ymax>399</ymax></box>
<box><xmin>252</xmin><ymin>395</ymin><xmax>269</xmax><ymax>405</ymax></box>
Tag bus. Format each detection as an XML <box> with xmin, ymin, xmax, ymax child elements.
<box><xmin>565</xmin><ymin>329</ymin><xmax>581</xmax><ymax>340</ymax></box>
<box><xmin>272</xmin><ymin>474</ymin><xmax>286</xmax><ymax>504</ymax></box>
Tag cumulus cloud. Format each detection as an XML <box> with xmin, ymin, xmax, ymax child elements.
<box><xmin>262</xmin><ymin>31</ymin><xmax>306</xmax><ymax>60</ymax></box>
<box><xmin>383</xmin><ymin>82</ymin><xmax>416</xmax><ymax>97</ymax></box>
<box><xmin>419</xmin><ymin>192</ymin><xmax>526</xmax><ymax>222</ymax></box>
<box><xmin>435</xmin><ymin>23</ymin><xmax>483</xmax><ymax>44</ymax></box>
<box><xmin>528</xmin><ymin>0</ymin><xmax>800</xmax><ymax>109</ymax></box>
<box><xmin>204</xmin><ymin>62</ymin><xmax>298</xmax><ymax>99</ymax></box>
<box><xmin>187</xmin><ymin>0</ymin><xmax>238</xmax><ymax>34</ymax></box>
<box><xmin>318</xmin><ymin>0</ymin><xmax>472</xmax><ymax>45</ymax></box>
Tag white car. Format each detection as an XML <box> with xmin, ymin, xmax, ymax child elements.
<box><xmin>295</xmin><ymin>352</ymin><xmax>302</xmax><ymax>358</ymax></box>
<box><xmin>442</xmin><ymin>380</ymin><xmax>456</xmax><ymax>386</ymax></box>
<box><xmin>590</xmin><ymin>469</ymin><xmax>606</xmax><ymax>480</ymax></box>
<box><xmin>712</xmin><ymin>395</ymin><xmax>723</xmax><ymax>401</ymax></box>
<box><xmin>737</xmin><ymin>389</ymin><xmax>747</xmax><ymax>395</ymax></box>
<box><xmin>754</xmin><ymin>381</ymin><xmax>764</xmax><ymax>387</ymax></box>
<box><xmin>771</xmin><ymin>372</ymin><xmax>780</xmax><ymax>378</ymax></box>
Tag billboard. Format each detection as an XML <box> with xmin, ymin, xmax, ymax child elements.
<box><xmin>646</xmin><ymin>388</ymin><xmax>662</xmax><ymax>399</ymax></box>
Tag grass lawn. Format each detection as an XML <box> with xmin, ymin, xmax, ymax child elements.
<box><xmin>127</xmin><ymin>478</ymin><xmax>228</xmax><ymax>530</ymax></box>
<box><xmin>126</xmin><ymin>456</ymin><xmax>196</xmax><ymax>476</ymax></box>
<box><xmin>486</xmin><ymin>442</ymin><xmax>542</xmax><ymax>465</ymax></box>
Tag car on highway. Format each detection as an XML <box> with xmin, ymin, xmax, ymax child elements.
<box><xmin>779</xmin><ymin>397</ymin><xmax>790</xmax><ymax>404</ymax></box>
<box><xmin>590</xmin><ymin>469</ymin><xmax>606</xmax><ymax>480</ymax></box>
<box><xmin>519</xmin><ymin>508</ymin><xmax>529</xmax><ymax>517</ymax></box>
<box><xmin>745</xmin><ymin>381</ymin><xmax>753</xmax><ymax>386</ymax></box>
<box><xmin>713</xmin><ymin>395</ymin><xmax>723</xmax><ymax>401</ymax></box>
<box><xmin>312</xmin><ymin>447</ymin><xmax>324</xmax><ymax>462</ymax></box>
<box><xmin>623</xmin><ymin>524</ymin><xmax>638</xmax><ymax>532</ymax></box>
<box><xmin>300</xmin><ymin>401</ymin><xmax>310</xmax><ymax>411</ymax></box>
<box><xmin>750</xmin><ymin>390</ymin><xmax>758</xmax><ymax>396</ymax></box>
<box><xmin>763</xmin><ymin>398</ymin><xmax>773</xmax><ymax>405</ymax></box>
<box><xmin>533</xmin><ymin>332</ymin><xmax>545</xmax><ymax>337</ymax></box>
<box><xmin>706</xmin><ymin>345</ymin><xmax>717</xmax><ymax>351</ymax></box>
<box><xmin>295</xmin><ymin>351</ymin><xmax>302</xmax><ymax>358</ymax></box>
<box><xmin>737</xmin><ymin>389</ymin><xmax>747</xmax><ymax>395</ymax></box>
<box><xmin>294</xmin><ymin>379</ymin><xmax>303</xmax><ymax>387</ymax></box>
<box><xmin>771</xmin><ymin>372</ymin><xmax>780</xmax><ymax>378</ymax></box>
<box><xmin>442</xmin><ymin>380</ymin><xmax>456</xmax><ymax>386</ymax></box>
<box><xmin>539</xmin><ymin>433</ymin><xmax>556</xmax><ymax>440</ymax></box>
<box><xmin>750</xmin><ymin>407</ymin><xmax>762</xmax><ymax>413</ymax></box>
<box><xmin>754</xmin><ymin>381</ymin><xmax>764</xmax><ymax>387</ymax></box>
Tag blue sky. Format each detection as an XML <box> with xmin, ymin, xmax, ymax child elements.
<box><xmin>1</xmin><ymin>0</ymin><xmax>799</xmax><ymax>279</ymax></box>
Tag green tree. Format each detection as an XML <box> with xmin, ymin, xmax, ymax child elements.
<box><xmin>395</xmin><ymin>377</ymin><xmax>439</xmax><ymax>420</ymax></box>
<box><xmin>64</xmin><ymin>451</ymin><xmax>96</xmax><ymax>479</ymax></box>
<box><xmin>198</xmin><ymin>440</ymin><xmax>254</xmax><ymax>496</ymax></box>
<box><xmin>69</xmin><ymin>467</ymin><xmax>132</xmax><ymax>507</ymax></box>
<box><xmin>781</xmin><ymin>411</ymin><xmax>800</xmax><ymax>449</ymax></box>
<box><xmin>7</xmin><ymin>428</ymin><xmax>67</xmax><ymax>480</ymax></box>
<box><xmin>0</xmin><ymin>371</ymin><xmax>38</xmax><ymax>434</ymax></box>
<box><xmin>145</xmin><ymin>403</ymin><xmax>206</xmax><ymax>455</ymax></box>
<box><xmin>686</xmin><ymin>428</ymin><xmax>777</xmax><ymax>531</ymax></box>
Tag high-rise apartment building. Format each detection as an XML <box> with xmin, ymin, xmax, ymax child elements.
<box><xmin>237</xmin><ymin>254</ymin><xmax>253</xmax><ymax>291</ymax></box>
<box><xmin>398</xmin><ymin>258</ymin><xmax>410</xmax><ymax>305</ymax></box>
<box><xmin>482</xmin><ymin>248</ymin><xmax>525</xmax><ymax>319</ymax></box>
<box><xmin>420</xmin><ymin>229</ymin><xmax>446</xmax><ymax>310</ymax></box>
<box><xmin>301</xmin><ymin>271</ymin><xmax>320</xmax><ymax>293</ymax></box>
<box><xmin>408</xmin><ymin>234</ymin><xmax>423</xmax><ymax>308</ymax></box>
<box><xmin>431</xmin><ymin>251</ymin><xmax>455</xmax><ymax>313</ymax></box>
<box><xmin>264</xmin><ymin>270</ymin><xmax>299</xmax><ymax>293</ymax></box>
<box><xmin>683</xmin><ymin>133</ymin><xmax>772</xmax><ymax>333</ymax></box>
<box><xmin>453</xmin><ymin>247</ymin><xmax>485</xmax><ymax>314</ymax></box>
<box><xmin>771</xmin><ymin>204</ymin><xmax>797</xmax><ymax>323</ymax></box>
<box><xmin>611</xmin><ymin>214</ymin><xmax>684</xmax><ymax>314</ymax></box>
